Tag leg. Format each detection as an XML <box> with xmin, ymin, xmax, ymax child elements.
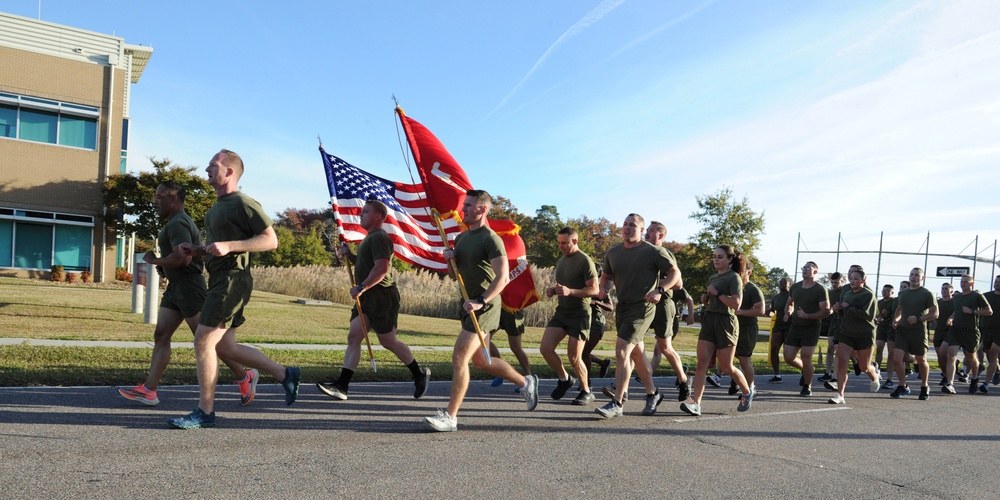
<box><xmin>835</xmin><ymin>343</ymin><xmax>854</xmax><ymax>398</ymax></box>
<box><xmin>508</xmin><ymin>335</ymin><xmax>532</xmax><ymax>375</ymax></box>
<box><xmin>540</xmin><ymin>327</ymin><xmax>569</xmax><ymax>380</ymax></box>
<box><xmin>800</xmin><ymin>346</ymin><xmax>816</xmax><ymax>385</ymax></box>
<box><xmin>986</xmin><ymin>344</ymin><xmax>1000</xmax><ymax>384</ymax></box>
<box><xmin>567</xmin><ymin>336</ymin><xmax>589</xmax><ymax>392</ymax></box>
<box><xmin>143</xmin><ymin>308</ymin><xmax>186</xmax><ymax>391</ymax></box>
<box><xmin>658</xmin><ymin>335</ymin><xmax>688</xmax><ymax>384</ymax></box>
<box><xmin>686</xmin><ymin>340</ymin><xmax>716</xmax><ymax>405</ymax></box>
<box><xmin>943</xmin><ymin>343</ymin><xmax>957</xmax><ymax>385</ymax></box>
<box><xmin>192</xmin><ymin>324</ymin><xmax>229</xmax><ymax>414</ymax></box>
<box><xmin>445</xmin><ymin>330</ymin><xmax>480</xmax><ymax>418</ymax></box>
<box><xmin>916</xmin><ymin>354</ymin><xmax>929</xmax><ymax>387</ymax></box>
<box><xmin>891</xmin><ymin>348</ymin><xmax>907</xmax><ymax>388</ymax></box>
<box><xmin>613</xmin><ymin>337</ymin><xmax>638</xmax><ymax>402</ymax></box>
<box><xmin>966</xmin><ymin>348</ymin><xmax>981</xmax><ymax>383</ymax></box>
<box><xmin>631</xmin><ymin>344</ymin><xmax>657</xmax><ymax>396</ymax></box>
<box><xmin>718</xmin><ymin>345</ymin><xmax>749</xmax><ymax>394</ymax></box>
<box><xmin>770</xmin><ymin>330</ymin><xmax>785</xmax><ymax>375</ymax></box>
<box><xmin>737</xmin><ymin>354</ymin><xmax>754</xmax><ymax>389</ymax></box>
<box><xmin>341</xmin><ymin>315</ymin><xmax>366</xmax><ymax>371</ymax></box>
<box><xmin>885</xmin><ymin>341</ymin><xmax>896</xmax><ymax>382</ymax></box>
<box><xmin>376</xmin><ymin>328</ymin><xmax>416</xmax><ymax>365</ymax></box>
<box><xmin>783</xmin><ymin>345</ymin><xmax>803</xmax><ymax>370</ymax></box>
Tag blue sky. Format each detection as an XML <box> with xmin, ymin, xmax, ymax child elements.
<box><xmin>6</xmin><ymin>0</ymin><xmax>1000</xmax><ymax>291</ymax></box>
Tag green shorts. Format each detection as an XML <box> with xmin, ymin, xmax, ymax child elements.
<box><xmin>945</xmin><ymin>327</ymin><xmax>979</xmax><ymax>353</ymax></box>
<box><xmin>615</xmin><ymin>301</ymin><xmax>654</xmax><ymax>345</ymax></box>
<box><xmin>463</xmin><ymin>297</ymin><xmax>502</xmax><ymax>334</ymax></box>
<box><xmin>352</xmin><ymin>285</ymin><xmax>400</xmax><ymax>334</ymax></box>
<box><xmin>836</xmin><ymin>330</ymin><xmax>875</xmax><ymax>351</ymax></box>
<box><xmin>589</xmin><ymin>311</ymin><xmax>607</xmax><ymax>343</ymax></box>
<box><xmin>932</xmin><ymin>328</ymin><xmax>950</xmax><ymax>349</ymax></box>
<box><xmin>736</xmin><ymin>317</ymin><xmax>757</xmax><ymax>357</ymax></box>
<box><xmin>875</xmin><ymin>323</ymin><xmax>891</xmax><ymax>343</ymax></box>
<box><xmin>699</xmin><ymin>312</ymin><xmax>738</xmax><ymax>348</ymax></box>
<box><xmin>785</xmin><ymin>322</ymin><xmax>822</xmax><ymax>348</ymax></box>
<box><xmin>980</xmin><ymin>328</ymin><xmax>999</xmax><ymax>350</ymax></box>
<box><xmin>547</xmin><ymin>310</ymin><xmax>591</xmax><ymax>340</ymax></box>
<box><xmin>492</xmin><ymin>309</ymin><xmax>524</xmax><ymax>337</ymax></box>
<box><xmin>651</xmin><ymin>300</ymin><xmax>676</xmax><ymax>340</ymax></box>
<box><xmin>894</xmin><ymin>327</ymin><xmax>928</xmax><ymax>356</ymax></box>
<box><xmin>200</xmin><ymin>270</ymin><xmax>252</xmax><ymax>329</ymax></box>
<box><xmin>160</xmin><ymin>273</ymin><xmax>207</xmax><ymax>319</ymax></box>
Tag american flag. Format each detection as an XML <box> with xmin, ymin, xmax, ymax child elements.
<box><xmin>321</xmin><ymin>148</ymin><xmax>460</xmax><ymax>272</ymax></box>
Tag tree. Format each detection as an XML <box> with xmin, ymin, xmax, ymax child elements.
<box><xmin>101</xmin><ymin>157</ymin><xmax>215</xmax><ymax>241</ymax></box>
<box><xmin>522</xmin><ymin>204</ymin><xmax>563</xmax><ymax>268</ymax></box>
<box><xmin>685</xmin><ymin>187</ymin><xmax>767</xmax><ymax>298</ymax></box>
<box><xmin>256</xmin><ymin>222</ymin><xmax>332</xmax><ymax>268</ymax></box>
<box><xmin>488</xmin><ymin>195</ymin><xmax>531</xmax><ymax>229</ymax></box>
<box><xmin>763</xmin><ymin>266</ymin><xmax>789</xmax><ymax>297</ymax></box>
<box><xmin>566</xmin><ymin>215</ymin><xmax>619</xmax><ymax>266</ymax></box>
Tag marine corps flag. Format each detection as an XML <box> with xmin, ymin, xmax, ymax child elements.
<box><xmin>395</xmin><ymin>106</ymin><xmax>539</xmax><ymax>311</ymax></box>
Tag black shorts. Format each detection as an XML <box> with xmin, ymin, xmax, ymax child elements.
<box><xmin>547</xmin><ymin>310</ymin><xmax>591</xmax><ymax>340</ymax></box>
<box><xmin>352</xmin><ymin>285</ymin><xmax>400</xmax><ymax>334</ymax></box>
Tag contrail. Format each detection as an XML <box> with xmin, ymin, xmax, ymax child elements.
<box><xmin>487</xmin><ymin>0</ymin><xmax>628</xmax><ymax>118</ymax></box>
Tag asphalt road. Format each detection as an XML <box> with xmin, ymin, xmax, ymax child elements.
<box><xmin>1</xmin><ymin>372</ymin><xmax>997</xmax><ymax>499</ymax></box>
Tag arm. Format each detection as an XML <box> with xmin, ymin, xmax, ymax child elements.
<box><xmin>352</xmin><ymin>258</ymin><xmax>390</xmax><ymax>298</ymax></box>
<box><xmin>684</xmin><ymin>297</ymin><xmax>695</xmax><ymax>324</ymax></box>
<box><xmin>554</xmin><ymin>277</ymin><xmax>599</xmax><ymax>299</ymax></box>
<box><xmin>143</xmin><ymin>244</ymin><xmax>192</xmax><ymax>269</ymax></box>
<box><xmin>205</xmin><ymin>226</ymin><xmax>278</xmax><ymax>256</ymax></box>
<box><xmin>597</xmin><ymin>272</ymin><xmax>613</xmax><ymax>301</ymax></box>
<box><xmin>737</xmin><ymin>301</ymin><xmax>766</xmax><ymax>317</ymax></box>
<box><xmin>798</xmin><ymin>300</ymin><xmax>831</xmax><ymax>320</ymax></box>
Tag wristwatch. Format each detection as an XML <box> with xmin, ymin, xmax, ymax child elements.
<box><xmin>474</xmin><ymin>295</ymin><xmax>486</xmax><ymax>305</ymax></box>
<box><xmin>657</xmin><ymin>287</ymin><xmax>666</xmax><ymax>296</ymax></box>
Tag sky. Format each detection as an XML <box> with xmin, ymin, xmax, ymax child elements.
<box><xmin>5</xmin><ymin>0</ymin><xmax>1000</xmax><ymax>292</ymax></box>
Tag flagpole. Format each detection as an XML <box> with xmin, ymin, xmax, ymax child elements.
<box><xmin>432</xmin><ymin>209</ymin><xmax>492</xmax><ymax>364</ymax></box>
<box><xmin>341</xmin><ymin>241</ymin><xmax>378</xmax><ymax>372</ymax></box>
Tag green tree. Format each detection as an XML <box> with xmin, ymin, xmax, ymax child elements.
<box><xmin>566</xmin><ymin>215</ymin><xmax>619</xmax><ymax>266</ymax></box>
<box><xmin>522</xmin><ymin>204</ymin><xmax>563</xmax><ymax>268</ymax></box>
<box><xmin>685</xmin><ymin>187</ymin><xmax>767</xmax><ymax>298</ymax></box>
<box><xmin>763</xmin><ymin>266</ymin><xmax>789</xmax><ymax>297</ymax></box>
<box><xmin>488</xmin><ymin>195</ymin><xmax>531</xmax><ymax>229</ymax></box>
<box><xmin>256</xmin><ymin>222</ymin><xmax>332</xmax><ymax>268</ymax></box>
<box><xmin>101</xmin><ymin>157</ymin><xmax>215</xmax><ymax>241</ymax></box>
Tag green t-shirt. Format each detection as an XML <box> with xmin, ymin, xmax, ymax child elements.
<box><xmin>936</xmin><ymin>298</ymin><xmax>955</xmax><ymax>333</ymax></box>
<box><xmin>982</xmin><ymin>292</ymin><xmax>1000</xmax><ymax>331</ymax></box>
<box><xmin>828</xmin><ymin>285</ymin><xmax>845</xmax><ymax>329</ymax></box>
<box><xmin>738</xmin><ymin>281</ymin><xmax>763</xmax><ymax>329</ymax></box>
<box><xmin>840</xmin><ymin>286</ymin><xmax>876</xmax><ymax>336</ymax></box>
<box><xmin>789</xmin><ymin>281</ymin><xmax>829</xmax><ymax>327</ymax></box>
<box><xmin>705</xmin><ymin>270</ymin><xmax>743</xmax><ymax>317</ymax></box>
<box><xmin>602</xmin><ymin>241</ymin><xmax>677</xmax><ymax>306</ymax></box>
<box><xmin>453</xmin><ymin>225</ymin><xmax>506</xmax><ymax>298</ymax></box>
<box><xmin>771</xmin><ymin>291</ymin><xmax>790</xmax><ymax>329</ymax></box>
<box><xmin>158</xmin><ymin>211</ymin><xmax>204</xmax><ymax>281</ymax></box>
<box><xmin>204</xmin><ymin>191</ymin><xmax>274</xmax><ymax>274</ymax></box>
<box><xmin>554</xmin><ymin>250</ymin><xmax>598</xmax><ymax>315</ymax></box>
<box><xmin>895</xmin><ymin>286</ymin><xmax>937</xmax><ymax>336</ymax></box>
<box><xmin>951</xmin><ymin>292</ymin><xmax>986</xmax><ymax>331</ymax></box>
<box><xmin>876</xmin><ymin>297</ymin><xmax>895</xmax><ymax>334</ymax></box>
<box><xmin>355</xmin><ymin>227</ymin><xmax>394</xmax><ymax>288</ymax></box>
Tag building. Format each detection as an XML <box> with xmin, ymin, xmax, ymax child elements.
<box><xmin>0</xmin><ymin>12</ymin><xmax>152</xmax><ymax>282</ymax></box>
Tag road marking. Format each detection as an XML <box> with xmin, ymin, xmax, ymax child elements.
<box><xmin>671</xmin><ymin>406</ymin><xmax>852</xmax><ymax>423</ymax></box>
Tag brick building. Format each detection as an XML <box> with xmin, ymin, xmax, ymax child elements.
<box><xmin>0</xmin><ymin>12</ymin><xmax>152</xmax><ymax>281</ymax></box>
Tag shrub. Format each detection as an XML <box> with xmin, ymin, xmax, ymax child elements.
<box><xmin>115</xmin><ymin>267</ymin><xmax>133</xmax><ymax>282</ymax></box>
<box><xmin>50</xmin><ymin>265</ymin><xmax>64</xmax><ymax>282</ymax></box>
<box><xmin>80</xmin><ymin>270</ymin><xmax>92</xmax><ymax>283</ymax></box>
<box><xmin>66</xmin><ymin>272</ymin><xmax>77</xmax><ymax>284</ymax></box>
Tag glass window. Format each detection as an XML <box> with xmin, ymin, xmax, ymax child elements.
<box><xmin>0</xmin><ymin>104</ymin><xmax>15</xmax><ymax>138</ymax></box>
<box><xmin>19</xmin><ymin>108</ymin><xmax>58</xmax><ymax>144</ymax></box>
<box><xmin>13</xmin><ymin>222</ymin><xmax>52</xmax><ymax>269</ymax></box>
<box><xmin>0</xmin><ymin>220</ymin><xmax>12</xmax><ymax>267</ymax></box>
<box><xmin>58</xmin><ymin>115</ymin><xmax>97</xmax><ymax>149</ymax></box>
<box><xmin>54</xmin><ymin>225</ymin><xmax>92</xmax><ymax>271</ymax></box>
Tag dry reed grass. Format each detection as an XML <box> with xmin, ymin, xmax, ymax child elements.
<box><xmin>252</xmin><ymin>264</ymin><xmax>570</xmax><ymax>327</ymax></box>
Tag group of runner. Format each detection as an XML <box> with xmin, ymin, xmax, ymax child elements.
<box><xmin>116</xmin><ymin>172</ymin><xmax>1000</xmax><ymax>430</ymax></box>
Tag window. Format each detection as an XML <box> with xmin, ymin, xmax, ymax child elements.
<box><xmin>13</xmin><ymin>222</ymin><xmax>52</xmax><ymax>270</ymax></box>
<box><xmin>54</xmin><ymin>225</ymin><xmax>92</xmax><ymax>271</ymax></box>
<box><xmin>0</xmin><ymin>220</ymin><xmax>12</xmax><ymax>267</ymax></box>
<box><xmin>0</xmin><ymin>93</ymin><xmax>99</xmax><ymax>150</ymax></box>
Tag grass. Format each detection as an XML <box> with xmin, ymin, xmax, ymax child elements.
<box><xmin>1</xmin><ymin>276</ymin><xmax>858</xmax><ymax>387</ymax></box>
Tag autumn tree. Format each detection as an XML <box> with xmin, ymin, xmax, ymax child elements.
<box><xmin>101</xmin><ymin>157</ymin><xmax>215</xmax><ymax>241</ymax></box>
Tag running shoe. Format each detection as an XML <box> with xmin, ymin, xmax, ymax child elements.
<box><xmin>679</xmin><ymin>401</ymin><xmax>701</xmax><ymax>416</ymax></box>
<box><xmin>979</xmin><ymin>383</ymin><xmax>989</xmax><ymax>394</ymax></box>
<box><xmin>316</xmin><ymin>378</ymin><xmax>348</xmax><ymax>400</ymax></box>
<box><xmin>800</xmin><ymin>385</ymin><xmax>812</xmax><ymax>397</ymax></box>
<box><xmin>523</xmin><ymin>374</ymin><xmax>539</xmax><ymax>411</ymax></box>
<box><xmin>919</xmin><ymin>385</ymin><xmax>929</xmax><ymax>400</ymax></box>
<box><xmin>883</xmin><ymin>380</ymin><xmax>895</xmax><ymax>390</ymax></box>
<box><xmin>282</xmin><ymin>366</ymin><xmax>301</xmax><ymax>406</ymax></box>
<box><xmin>551</xmin><ymin>375</ymin><xmax>576</xmax><ymax>400</ymax></box>
<box><xmin>737</xmin><ymin>390</ymin><xmax>753</xmax><ymax>412</ymax></box>
<box><xmin>595</xmin><ymin>400</ymin><xmax>623</xmax><ymax>419</ymax></box>
<box><xmin>728</xmin><ymin>380</ymin><xmax>739</xmax><ymax>395</ymax></box>
<box><xmin>958</xmin><ymin>373</ymin><xmax>969</xmax><ymax>383</ymax></box>
<box><xmin>237</xmin><ymin>368</ymin><xmax>259</xmax><ymax>406</ymax></box>
<box><xmin>490</xmin><ymin>376</ymin><xmax>504</xmax><ymax>387</ymax></box>
<box><xmin>599</xmin><ymin>359</ymin><xmax>611</xmax><ymax>378</ymax></box>
<box><xmin>572</xmin><ymin>390</ymin><xmax>595</xmax><ymax>406</ymax></box>
<box><xmin>768</xmin><ymin>375</ymin><xmax>782</xmax><ymax>384</ymax></box>
<box><xmin>641</xmin><ymin>391</ymin><xmax>664</xmax><ymax>416</ymax></box>
<box><xmin>942</xmin><ymin>384</ymin><xmax>956</xmax><ymax>394</ymax></box>
<box><xmin>890</xmin><ymin>385</ymin><xmax>910</xmax><ymax>398</ymax></box>
<box><xmin>414</xmin><ymin>367</ymin><xmax>431</xmax><ymax>399</ymax></box>
<box><xmin>870</xmin><ymin>375</ymin><xmax>881</xmax><ymax>393</ymax></box>
<box><xmin>168</xmin><ymin>407</ymin><xmax>215</xmax><ymax>429</ymax></box>
<box><xmin>969</xmin><ymin>378</ymin><xmax>979</xmax><ymax>394</ymax></box>
<box><xmin>992</xmin><ymin>372</ymin><xmax>1000</xmax><ymax>385</ymax></box>
<box><xmin>117</xmin><ymin>384</ymin><xmax>159</xmax><ymax>406</ymax></box>
<box><xmin>818</xmin><ymin>373</ymin><xmax>832</xmax><ymax>382</ymax></box>
<box><xmin>707</xmin><ymin>373</ymin><xmax>722</xmax><ymax>387</ymax></box>
<box><xmin>828</xmin><ymin>394</ymin><xmax>845</xmax><ymax>405</ymax></box>
<box><xmin>424</xmin><ymin>409</ymin><xmax>457</xmax><ymax>432</ymax></box>
<box><xmin>823</xmin><ymin>380</ymin><xmax>838</xmax><ymax>392</ymax></box>
<box><xmin>677</xmin><ymin>380</ymin><xmax>691</xmax><ymax>402</ymax></box>
<box><xmin>938</xmin><ymin>377</ymin><xmax>948</xmax><ymax>386</ymax></box>
<box><xmin>852</xmin><ymin>359</ymin><xmax>861</xmax><ymax>376</ymax></box>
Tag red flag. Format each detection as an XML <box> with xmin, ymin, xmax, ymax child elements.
<box><xmin>395</xmin><ymin>106</ymin><xmax>539</xmax><ymax>311</ymax></box>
